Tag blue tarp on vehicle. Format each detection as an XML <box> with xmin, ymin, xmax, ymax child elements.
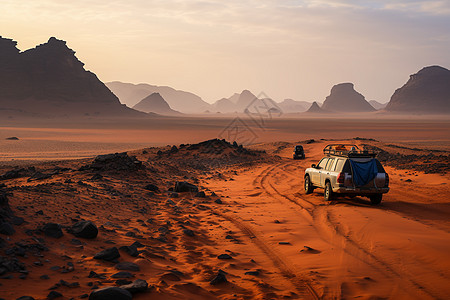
<box><xmin>349</xmin><ymin>159</ymin><xmax>378</xmax><ymax>186</ymax></box>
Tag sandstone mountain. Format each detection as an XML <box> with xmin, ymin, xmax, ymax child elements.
<box><xmin>212</xmin><ymin>90</ymin><xmax>259</xmax><ymax>113</ymax></box>
<box><xmin>385</xmin><ymin>66</ymin><xmax>450</xmax><ymax>114</ymax></box>
<box><xmin>306</xmin><ymin>101</ymin><xmax>326</xmax><ymax>113</ymax></box>
<box><xmin>133</xmin><ymin>93</ymin><xmax>181</xmax><ymax>116</ymax></box>
<box><xmin>0</xmin><ymin>36</ymin><xmax>140</xmax><ymax>117</ymax></box>
<box><xmin>321</xmin><ymin>83</ymin><xmax>375</xmax><ymax>112</ymax></box>
<box><xmin>106</xmin><ymin>81</ymin><xmax>211</xmax><ymax>114</ymax></box>
<box><xmin>213</xmin><ymin>98</ymin><xmax>236</xmax><ymax>113</ymax></box>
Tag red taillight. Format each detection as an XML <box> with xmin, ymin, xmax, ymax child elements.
<box><xmin>337</xmin><ymin>173</ymin><xmax>345</xmax><ymax>184</ymax></box>
<box><xmin>385</xmin><ymin>173</ymin><xmax>389</xmax><ymax>187</ymax></box>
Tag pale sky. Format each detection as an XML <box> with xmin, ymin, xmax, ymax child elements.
<box><xmin>1</xmin><ymin>0</ymin><xmax>449</xmax><ymax>104</ymax></box>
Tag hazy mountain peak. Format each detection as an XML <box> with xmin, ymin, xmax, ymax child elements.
<box><xmin>132</xmin><ymin>92</ymin><xmax>180</xmax><ymax>116</ymax></box>
<box><xmin>322</xmin><ymin>82</ymin><xmax>375</xmax><ymax>112</ymax></box>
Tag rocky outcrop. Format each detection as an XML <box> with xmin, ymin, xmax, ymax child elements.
<box><xmin>385</xmin><ymin>66</ymin><xmax>450</xmax><ymax>114</ymax></box>
<box><xmin>133</xmin><ymin>93</ymin><xmax>181</xmax><ymax>115</ymax></box>
<box><xmin>321</xmin><ymin>83</ymin><xmax>375</xmax><ymax>112</ymax></box>
<box><xmin>0</xmin><ymin>36</ymin><xmax>142</xmax><ymax>117</ymax></box>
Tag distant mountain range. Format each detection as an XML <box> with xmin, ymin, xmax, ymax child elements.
<box><xmin>0</xmin><ymin>36</ymin><xmax>141</xmax><ymax>117</ymax></box>
<box><xmin>1</xmin><ymin>36</ymin><xmax>448</xmax><ymax>117</ymax></box>
<box><xmin>106</xmin><ymin>81</ymin><xmax>211</xmax><ymax>114</ymax></box>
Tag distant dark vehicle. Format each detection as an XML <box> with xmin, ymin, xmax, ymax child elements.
<box><xmin>293</xmin><ymin>145</ymin><xmax>305</xmax><ymax>159</ymax></box>
<box><xmin>304</xmin><ymin>144</ymin><xmax>389</xmax><ymax>204</ymax></box>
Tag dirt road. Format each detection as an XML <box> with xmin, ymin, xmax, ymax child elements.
<box><xmin>204</xmin><ymin>141</ymin><xmax>450</xmax><ymax>299</ymax></box>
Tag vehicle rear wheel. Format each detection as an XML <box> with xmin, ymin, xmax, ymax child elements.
<box><xmin>369</xmin><ymin>194</ymin><xmax>382</xmax><ymax>205</ymax></box>
<box><xmin>324</xmin><ymin>181</ymin><xmax>333</xmax><ymax>201</ymax></box>
<box><xmin>304</xmin><ymin>175</ymin><xmax>314</xmax><ymax>194</ymax></box>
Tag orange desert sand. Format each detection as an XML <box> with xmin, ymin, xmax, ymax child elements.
<box><xmin>0</xmin><ymin>117</ymin><xmax>449</xmax><ymax>300</ymax></box>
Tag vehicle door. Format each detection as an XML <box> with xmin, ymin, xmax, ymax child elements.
<box><xmin>320</xmin><ymin>158</ymin><xmax>335</xmax><ymax>186</ymax></box>
<box><xmin>311</xmin><ymin>158</ymin><xmax>328</xmax><ymax>186</ymax></box>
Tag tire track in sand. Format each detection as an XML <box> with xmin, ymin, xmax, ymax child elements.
<box><xmin>262</xmin><ymin>159</ymin><xmax>441</xmax><ymax>299</ymax></box>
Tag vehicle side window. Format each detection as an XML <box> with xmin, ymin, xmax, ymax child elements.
<box><xmin>325</xmin><ymin>158</ymin><xmax>335</xmax><ymax>170</ymax></box>
<box><xmin>334</xmin><ymin>159</ymin><xmax>344</xmax><ymax>172</ymax></box>
<box><xmin>317</xmin><ymin>158</ymin><xmax>328</xmax><ymax>169</ymax></box>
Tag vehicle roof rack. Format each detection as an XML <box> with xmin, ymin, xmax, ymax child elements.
<box><xmin>323</xmin><ymin>144</ymin><xmax>377</xmax><ymax>158</ymax></box>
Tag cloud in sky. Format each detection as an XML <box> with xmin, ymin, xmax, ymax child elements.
<box><xmin>1</xmin><ymin>0</ymin><xmax>449</xmax><ymax>103</ymax></box>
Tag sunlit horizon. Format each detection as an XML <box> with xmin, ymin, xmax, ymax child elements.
<box><xmin>2</xmin><ymin>0</ymin><xmax>449</xmax><ymax>104</ymax></box>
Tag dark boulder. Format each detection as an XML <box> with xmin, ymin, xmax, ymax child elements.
<box><xmin>46</xmin><ymin>291</ymin><xmax>63</xmax><ymax>299</ymax></box>
<box><xmin>120</xmin><ymin>279</ymin><xmax>149</xmax><ymax>294</ymax></box>
<box><xmin>174</xmin><ymin>181</ymin><xmax>198</xmax><ymax>193</ymax></box>
<box><xmin>89</xmin><ymin>287</ymin><xmax>132</xmax><ymax>300</ymax></box>
<box><xmin>217</xmin><ymin>254</ymin><xmax>232</xmax><ymax>259</ymax></box>
<box><xmin>210</xmin><ymin>270</ymin><xmax>228</xmax><ymax>285</ymax></box>
<box><xmin>115</xmin><ymin>262</ymin><xmax>140</xmax><ymax>271</ymax></box>
<box><xmin>195</xmin><ymin>191</ymin><xmax>206</xmax><ymax>198</ymax></box>
<box><xmin>183</xmin><ymin>229</ymin><xmax>195</xmax><ymax>237</ymax></box>
<box><xmin>144</xmin><ymin>184</ymin><xmax>159</xmax><ymax>192</ymax></box>
<box><xmin>42</xmin><ymin>223</ymin><xmax>63</xmax><ymax>238</ymax></box>
<box><xmin>111</xmin><ymin>271</ymin><xmax>134</xmax><ymax>279</ymax></box>
<box><xmin>70</xmin><ymin>220</ymin><xmax>98</xmax><ymax>239</ymax></box>
<box><xmin>93</xmin><ymin>247</ymin><xmax>120</xmax><ymax>262</ymax></box>
<box><xmin>119</xmin><ymin>245</ymin><xmax>139</xmax><ymax>257</ymax></box>
<box><xmin>0</xmin><ymin>222</ymin><xmax>14</xmax><ymax>235</ymax></box>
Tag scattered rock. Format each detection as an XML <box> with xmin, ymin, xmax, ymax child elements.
<box><xmin>94</xmin><ymin>247</ymin><xmax>120</xmax><ymax>262</ymax></box>
<box><xmin>300</xmin><ymin>246</ymin><xmax>321</xmax><ymax>254</ymax></box>
<box><xmin>120</xmin><ymin>279</ymin><xmax>149</xmax><ymax>294</ymax></box>
<box><xmin>214</xmin><ymin>199</ymin><xmax>222</xmax><ymax>204</ymax></box>
<box><xmin>16</xmin><ymin>297</ymin><xmax>35</xmax><ymax>300</ymax></box>
<box><xmin>115</xmin><ymin>262</ymin><xmax>140</xmax><ymax>272</ymax></box>
<box><xmin>244</xmin><ymin>270</ymin><xmax>260</xmax><ymax>276</ymax></box>
<box><xmin>70</xmin><ymin>220</ymin><xmax>98</xmax><ymax>239</ymax></box>
<box><xmin>183</xmin><ymin>229</ymin><xmax>195</xmax><ymax>237</ymax></box>
<box><xmin>5</xmin><ymin>137</ymin><xmax>19</xmax><ymax>140</ymax></box>
<box><xmin>0</xmin><ymin>222</ymin><xmax>15</xmax><ymax>235</ymax></box>
<box><xmin>47</xmin><ymin>291</ymin><xmax>63</xmax><ymax>299</ymax></box>
<box><xmin>119</xmin><ymin>245</ymin><xmax>139</xmax><ymax>257</ymax></box>
<box><xmin>174</xmin><ymin>181</ymin><xmax>198</xmax><ymax>193</ymax></box>
<box><xmin>195</xmin><ymin>191</ymin><xmax>206</xmax><ymax>198</ymax></box>
<box><xmin>210</xmin><ymin>270</ymin><xmax>227</xmax><ymax>285</ymax></box>
<box><xmin>85</xmin><ymin>153</ymin><xmax>144</xmax><ymax>172</ymax></box>
<box><xmin>111</xmin><ymin>271</ymin><xmax>134</xmax><ymax>279</ymax></box>
<box><xmin>89</xmin><ymin>287</ymin><xmax>132</xmax><ymax>300</ymax></box>
<box><xmin>217</xmin><ymin>254</ymin><xmax>232</xmax><ymax>259</ymax></box>
<box><xmin>278</xmin><ymin>242</ymin><xmax>291</xmax><ymax>245</ymax></box>
<box><xmin>42</xmin><ymin>223</ymin><xmax>63</xmax><ymax>238</ymax></box>
<box><xmin>168</xmin><ymin>192</ymin><xmax>179</xmax><ymax>199</ymax></box>
<box><xmin>144</xmin><ymin>184</ymin><xmax>159</xmax><ymax>192</ymax></box>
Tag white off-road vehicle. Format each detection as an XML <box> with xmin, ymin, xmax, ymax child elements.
<box><xmin>304</xmin><ymin>144</ymin><xmax>389</xmax><ymax>204</ymax></box>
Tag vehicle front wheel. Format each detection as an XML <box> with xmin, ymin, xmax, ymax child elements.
<box><xmin>369</xmin><ymin>194</ymin><xmax>382</xmax><ymax>205</ymax></box>
<box><xmin>304</xmin><ymin>175</ymin><xmax>314</xmax><ymax>194</ymax></box>
<box><xmin>324</xmin><ymin>181</ymin><xmax>333</xmax><ymax>201</ymax></box>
